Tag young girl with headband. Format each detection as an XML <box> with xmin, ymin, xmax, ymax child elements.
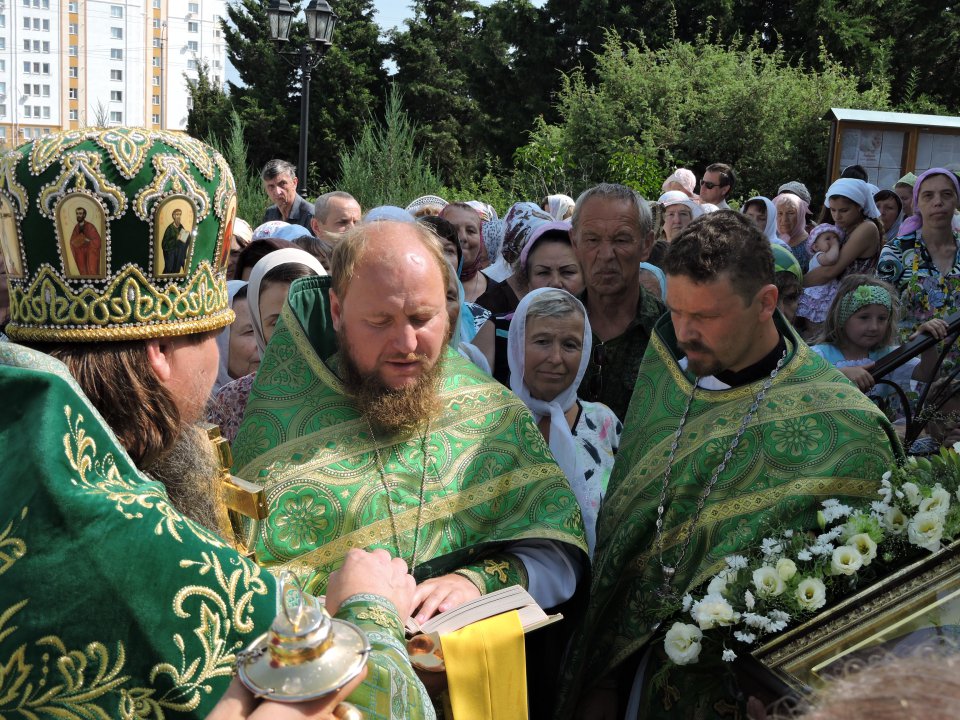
<box><xmin>812</xmin><ymin>275</ymin><xmax>919</xmax><ymax>414</ymax></box>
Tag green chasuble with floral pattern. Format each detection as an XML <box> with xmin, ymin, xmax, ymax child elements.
<box><xmin>556</xmin><ymin>314</ymin><xmax>900</xmax><ymax>720</ymax></box>
<box><xmin>231</xmin><ymin>276</ymin><xmax>587</xmax><ymax>595</ymax></box>
<box><xmin>0</xmin><ymin>343</ymin><xmax>433</xmax><ymax>720</ymax></box>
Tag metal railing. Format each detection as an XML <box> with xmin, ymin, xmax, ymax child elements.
<box><xmin>869</xmin><ymin>310</ymin><xmax>960</xmax><ymax>447</ymax></box>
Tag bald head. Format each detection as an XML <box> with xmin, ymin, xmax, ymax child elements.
<box><xmin>329</xmin><ymin>220</ymin><xmax>451</xmax><ymax>303</ymax></box>
<box><xmin>329</xmin><ymin>221</ymin><xmax>451</xmax><ymax>392</ymax></box>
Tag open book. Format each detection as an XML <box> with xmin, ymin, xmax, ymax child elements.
<box><xmin>405</xmin><ymin>584</ymin><xmax>562</xmax><ymax>637</ymax></box>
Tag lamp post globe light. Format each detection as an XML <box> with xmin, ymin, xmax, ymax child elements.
<box><xmin>266</xmin><ymin>0</ymin><xmax>338</xmax><ymax>197</ymax></box>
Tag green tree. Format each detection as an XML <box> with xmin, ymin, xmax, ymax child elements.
<box><xmin>517</xmin><ymin>34</ymin><xmax>891</xmax><ymax>203</ymax></box>
<box><xmin>204</xmin><ymin>112</ymin><xmax>270</xmax><ymax>224</ymax></box>
<box><xmin>185</xmin><ymin>61</ymin><xmax>233</xmax><ymax>142</ymax></box>
<box><xmin>338</xmin><ymin>85</ymin><xmax>443</xmax><ymax>209</ymax></box>
<box><xmin>390</xmin><ymin>0</ymin><xmax>488</xmax><ymax>185</ymax></box>
<box><xmin>215</xmin><ymin>0</ymin><xmax>387</xmax><ymax>187</ymax></box>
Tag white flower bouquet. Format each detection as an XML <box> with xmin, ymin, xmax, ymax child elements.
<box><xmin>663</xmin><ymin>444</ymin><xmax>960</xmax><ymax>668</ymax></box>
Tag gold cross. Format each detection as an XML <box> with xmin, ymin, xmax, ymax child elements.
<box><xmin>483</xmin><ymin>559</ymin><xmax>510</xmax><ymax>583</ymax></box>
<box><xmin>202</xmin><ymin>423</ymin><xmax>268</xmax><ymax>555</ymax></box>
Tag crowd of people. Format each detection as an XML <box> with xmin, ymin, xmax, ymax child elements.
<box><xmin>1</xmin><ymin>129</ymin><xmax>959</xmax><ymax>720</ymax></box>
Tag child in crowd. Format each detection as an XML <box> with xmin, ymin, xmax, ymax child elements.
<box><xmin>797</xmin><ymin>224</ymin><xmax>846</xmax><ymax>335</ymax></box>
<box><xmin>812</xmin><ymin>275</ymin><xmax>919</xmax><ymax>418</ymax></box>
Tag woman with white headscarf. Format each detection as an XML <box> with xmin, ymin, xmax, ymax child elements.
<box><xmin>742</xmin><ymin>196</ymin><xmax>782</xmax><ymax>245</ymax></box>
<box><xmin>542</xmin><ymin>194</ymin><xmax>575</xmax><ymax>221</ymax></box>
<box><xmin>209</xmin><ymin>248</ymin><xmax>327</xmax><ymax>441</ymax></box>
<box><xmin>507</xmin><ymin>288</ymin><xmax>621</xmax><ymax>557</ymax></box>
<box><xmin>213</xmin><ymin>280</ymin><xmax>258</xmax><ymax>393</ymax></box>
<box><xmin>804</xmin><ymin>178</ymin><xmax>883</xmax><ymax>289</ymax></box>
<box><xmin>657</xmin><ymin>191</ymin><xmax>703</xmax><ymax>243</ymax></box>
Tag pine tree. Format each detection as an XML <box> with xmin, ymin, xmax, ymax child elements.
<box><xmin>390</xmin><ymin>0</ymin><xmax>488</xmax><ymax>185</ymax></box>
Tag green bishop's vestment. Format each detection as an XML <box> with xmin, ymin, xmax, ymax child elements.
<box><xmin>556</xmin><ymin>314</ymin><xmax>901</xmax><ymax>720</ymax></box>
<box><xmin>0</xmin><ymin>342</ymin><xmax>433</xmax><ymax>720</ymax></box>
<box><xmin>231</xmin><ymin>276</ymin><xmax>588</xmax><ymax>596</ymax></box>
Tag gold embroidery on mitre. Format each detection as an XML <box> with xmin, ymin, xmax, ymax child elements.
<box><xmin>0</xmin><ymin>193</ymin><xmax>25</xmax><ymax>279</ymax></box>
<box><xmin>155</xmin><ymin>130</ymin><xmax>216</xmax><ymax>181</ymax></box>
<box><xmin>213</xmin><ymin>152</ymin><xmax>237</xmax><ymax>221</ymax></box>
<box><xmin>96</xmin><ymin>127</ymin><xmax>152</xmax><ymax>180</ymax></box>
<box><xmin>28</xmin><ymin>128</ymin><xmax>87</xmax><ymax>175</ymax></box>
<box><xmin>0</xmin><ymin>150</ymin><xmax>28</xmax><ymax>217</ymax></box>
<box><xmin>38</xmin><ymin>151</ymin><xmax>126</xmax><ymax>221</ymax></box>
<box><xmin>8</xmin><ymin>261</ymin><xmax>232</xmax><ymax>341</ymax></box>
<box><xmin>133</xmin><ymin>154</ymin><xmax>210</xmax><ymax>222</ymax></box>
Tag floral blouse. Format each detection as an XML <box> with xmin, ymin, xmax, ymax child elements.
<box><xmin>571</xmin><ymin>400</ymin><xmax>622</xmax><ymax>557</ymax></box>
<box><xmin>207</xmin><ymin>371</ymin><xmax>256</xmax><ymax>443</ymax></box>
<box><xmin>877</xmin><ymin>230</ymin><xmax>960</xmax><ymax>370</ymax></box>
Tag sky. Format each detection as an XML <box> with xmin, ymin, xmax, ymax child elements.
<box><xmin>225</xmin><ymin>0</ymin><xmax>504</xmax><ymax>86</ymax></box>
<box><xmin>372</xmin><ymin>0</ymin><xmax>415</xmax><ymax>30</ymax></box>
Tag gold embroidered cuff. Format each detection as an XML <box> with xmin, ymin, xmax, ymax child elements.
<box><xmin>455</xmin><ymin>554</ymin><xmax>528</xmax><ymax>594</ymax></box>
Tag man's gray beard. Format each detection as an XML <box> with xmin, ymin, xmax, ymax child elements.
<box><xmin>338</xmin><ymin>329</ymin><xmax>443</xmax><ymax>436</ymax></box>
<box><xmin>142</xmin><ymin>423</ymin><xmax>224</xmax><ymax>535</ymax></box>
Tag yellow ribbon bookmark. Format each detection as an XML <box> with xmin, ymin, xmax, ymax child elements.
<box><xmin>439</xmin><ymin>610</ymin><xmax>528</xmax><ymax>720</ymax></box>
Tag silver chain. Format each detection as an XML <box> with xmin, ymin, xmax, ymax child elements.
<box><xmin>654</xmin><ymin>349</ymin><xmax>787</xmax><ymax>600</ymax></box>
<box><xmin>365</xmin><ymin>418</ymin><xmax>431</xmax><ymax>574</ymax></box>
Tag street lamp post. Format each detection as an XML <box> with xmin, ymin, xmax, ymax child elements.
<box><xmin>266</xmin><ymin>0</ymin><xmax>337</xmax><ymax>197</ymax></box>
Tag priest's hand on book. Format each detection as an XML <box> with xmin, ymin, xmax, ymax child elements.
<box><xmin>326</xmin><ymin>548</ymin><xmax>417</xmax><ymax>620</ymax></box>
<box><xmin>411</xmin><ymin>573</ymin><xmax>482</xmax><ymax>624</ymax></box>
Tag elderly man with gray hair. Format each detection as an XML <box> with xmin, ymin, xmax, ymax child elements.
<box><xmin>313</xmin><ymin>191</ymin><xmax>362</xmax><ymax>237</ymax></box>
<box><xmin>260</xmin><ymin>159</ymin><xmax>315</xmax><ymax>230</ymax></box>
<box><xmin>571</xmin><ymin>183</ymin><xmax>665</xmax><ymax>420</ymax></box>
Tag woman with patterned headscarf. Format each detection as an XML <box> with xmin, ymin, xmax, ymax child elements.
<box><xmin>878</xmin><ymin>168</ymin><xmax>960</xmax><ymax>375</ymax></box>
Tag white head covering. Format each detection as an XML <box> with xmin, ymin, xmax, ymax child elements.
<box><xmin>545</xmin><ymin>194</ymin><xmax>575</xmax><ymax>220</ymax></box>
<box><xmin>247</xmin><ymin>248</ymin><xmax>327</xmax><ymax>357</ymax></box>
<box><xmin>825</xmin><ymin>178</ymin><xmax>881</xmax><ymax>219</ymax></box>
<box><xmin>507</xmin><ymin>287</ymin><xmax>596</xmax><ymax>551</ymax></box>
<box><xmin>742</xmin><ymin>196</ymin><xmax>780</xmax><ymax>244</ymax></box>
<box><xmin>699</xmin><ymin>203</ymin><xmax>720</xmax><ymax>214</ymax></box>
<box><xmin>214</xmin><ymin>280</ymin><xmax>248</xmax><ymax>393</ymax></box>
<box><xmin>658</xmin><ymin>190</ymin><xmax>704</xmax><ymax>219</ymax></box>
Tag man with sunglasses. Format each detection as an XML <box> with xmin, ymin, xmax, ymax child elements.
<box><xmin>571</xmin><ymin>183</ymin><xmax>665</xmax><ymax>421</ymax></box>
<box><xmin>699</xmin><ymin>162</ymin><xmax>736</xmax><ymax>209</ymax></box>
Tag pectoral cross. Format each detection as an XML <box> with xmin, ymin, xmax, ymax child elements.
<box><xmin>202</xmin><ymin>423</ymin><xmax>269</xmax><ymax>556</ymax></box>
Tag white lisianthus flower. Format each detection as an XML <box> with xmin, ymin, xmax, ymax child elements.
<box><xmin>830</xmin><ymin>545</ymin><xmax>863</xmax><ymax>576</ymax></box>
<box><xmin>690</xmin><ymin>594</ymin><xmax>737</xmax><ymax>630</ymax></box>
<box><xmin>847</xmin><ymin>533</ymin><xmax>878</xmax><ymax>565</ymax></box>
<box><xmin>752</xmin><ymin>566</ymin><xmax>786</xmax><ymax>597</ymax></box>
<box><xmin>952</xmin><ymin>440</ymin><xmax>960</xmax><ymax>455</ymax></box>
<box><xmin>744</xmin><ymin>589</ymin><xmax>756</xmax><ymax>610</ymax></box>
<box><xmin>664</xmin><ymin>622</ymin><xmax>703</xmax><ymax>665</ymax></box>
<box><xmin>776</xmin><ymin>558</ymin><xmax>798</xmax><ymax>581</ymax></box>
<box><xmin>902</xmin><ymin>482</ymin><xmax>922</xmax><ymax>507</ymax></box>
<box><xmin>707</xmin><ymin>569</ymin><xmax>736</xmax><ymax>597</ymax></box>
<box><xmin>796</xmin><ymin>549</ymin><xmax>812</xmax><ymax>561</ymax></box>
<box><xmin>795</xmin><ymin>577</ymin><xmax>827</xmax><ymax>611</ymax></box>
<box><xmin>681</xmin><ymin>594</ymin><xmax>693</xmax><ymax>612</ymax></box>
<box><xmin>734</xmin><ymin>630</ymin><xmax>756</xmax><ymax>644</ymax></box>
<box><xmin>908</xmin><ymin>511</ymin><xmax>944</xmax><ymax>552</ymax></box>
<box><xmin>884</xmin><ymin>506</ymin><xmax>908</xmax><ymax>535</ymax></box>
<box><xmin>881</xmin><ymin>470</ymin><xmax>892</xmax><ymax>481</ymax></box>
<box><xmin>919</xmin><ymin>487</ymin><xmax>951</xmax><ymax>517</ymax></box>
<box><xmin>722</xmin><ymin>649</ymin><xmax>737</xmax><ymax>662</ymax></box>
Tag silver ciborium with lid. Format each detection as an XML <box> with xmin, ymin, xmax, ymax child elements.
<box><xmin>236</xmin><ymin>571</ymin><xmax>370</xmax><ymax>717</ymax></box>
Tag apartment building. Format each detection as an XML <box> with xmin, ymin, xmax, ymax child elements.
<box><xmin>0</xmin><ymin>0</ymin><xmax>228</xmax><ymax>146</ymax></box>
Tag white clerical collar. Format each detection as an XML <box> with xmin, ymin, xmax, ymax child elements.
<box><xmin>678</xmin><ymin>357</ymin><xmax>731</xmax><ymax>390</ymax></box>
